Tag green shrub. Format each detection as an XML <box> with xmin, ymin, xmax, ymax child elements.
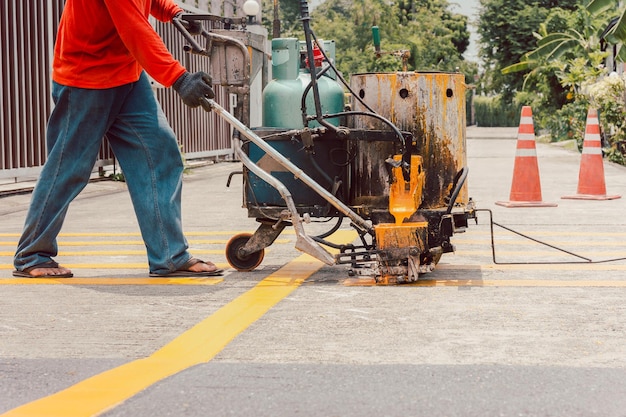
<box><xmin>473</xmin><ymin>95</ymin><xmax>521</xmax><ymax>127</ymax></box>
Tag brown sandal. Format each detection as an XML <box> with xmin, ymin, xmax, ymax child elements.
<box><xmin>149</xmin><ymin>258</ymin><xmax>223</xmax><ymax>277</ymax></box>
<box><xmin>13</xmin><ymin>260</ymin><xmax>73</xmax><ymax>278</ymax></box>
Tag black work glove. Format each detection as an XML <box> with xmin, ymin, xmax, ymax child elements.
<box><xmin>173</xmin><ymin>13</ymin><xmax>203</xmax><ymax>35</ymax></box>
<box><xmin>172</xmin><ymin>71</ymin><xmax>215</xmax><ymax>108</ymax></box>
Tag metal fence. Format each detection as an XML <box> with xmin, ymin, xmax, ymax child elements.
<box><xmin>0</xmin><ymin>0</ymin><xmax>265</xmax><ymax>181</ymax></box>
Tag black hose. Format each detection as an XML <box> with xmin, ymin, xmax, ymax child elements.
<box><xmin>297</xmin><ymin>1</ymin><xmax>406</xmax><ymax>152</ymax></box>
<box><xmin>299</xmin><ymin>1</ymin><xmax>336</xmax><ymax>131</ymax></box>
<box><xmin>446</xmin><ymin>167</ymin><xmax>469</xmax><ymax>214</ymax></box>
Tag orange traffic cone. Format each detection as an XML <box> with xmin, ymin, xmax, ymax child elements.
<box><xmin>562</xmin><ymin>108</ymin><xmax>621</xmax><ymax>200</ymax></box>
<box><xmin>496</xmin><ymin>106</ymin><xmax>557</xmax><ymax>208</ymax></box>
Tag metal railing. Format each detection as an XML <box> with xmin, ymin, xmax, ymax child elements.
<box><xmin>0</xmin><ymin>0</ymin><xmax>264</xmax><ymax>182</ymax></box>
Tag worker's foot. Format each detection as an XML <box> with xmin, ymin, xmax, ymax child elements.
<box><xmin>13</xmin><ymin>261</ymin><xmax>73</xmax><ymax>278</ymax></box>
<box><xmin>187</xmin><ymin>259</ymin><xmax>220</xmax><ymax>273</ymax></box>
<box><xmin>149</xmin><ymin>258</ymin><xmax>223</xmax><ymax>277</ymax></box>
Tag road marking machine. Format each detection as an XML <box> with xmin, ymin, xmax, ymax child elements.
<box><xmin>173</xmin><ymin>1</ymin><xmax>476</xmax><ymax>284</ymax></box>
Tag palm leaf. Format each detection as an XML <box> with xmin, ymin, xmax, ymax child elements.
<box><xmin>587</xmin><ymin>0</ymin><xmax>618</xmax><ymax>16</ymax></box>
<box><xmin>527</xmin><ymin>34</ymin><xmax>580</xmax><ymax>61</ymax></box>
<box><xmin>617</xmin><ymin>43</ymin><xmax>626</xmax><ymax>61</ymax></box>
<box><xmin>501</xmin><ymin>59</ymin><xmax>534</xmax><ymax>74</ymax></box>
<box><xmin>606</xmin><ymin>11</ymin><xmax>626</xmax><ymax>45</ymax></box>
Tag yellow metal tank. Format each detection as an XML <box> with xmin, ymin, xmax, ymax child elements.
<box><xmin>349</xmin><ymin>72</ymin><xmax>468</xmax><ymax>215</ymax></box>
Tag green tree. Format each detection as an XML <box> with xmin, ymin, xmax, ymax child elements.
<box><xmin>261</xmin><ymin>0</ymin><xmax>307</xmax><ymax>38</ymax></box>
<box><xmin>498</xmin><ymin>5</ymin><xmax>608</xmax><ymax>142</ymax></box>
<box><xmin>501</xmin><ymin>6</ymin><xmax>603</xmax><ymax>75</ymax></box>
<box><xmin>309</xmin><ymin>0</ymin><xmax>473</xmax><ymax>77</ymax></box>
<box><xmin>477</xmin><ymin>0</ymin><xmax>582</xmax><ymax>100</ymax></box>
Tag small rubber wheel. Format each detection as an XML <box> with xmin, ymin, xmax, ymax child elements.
<box><xmin>225</xmin><ymin>233</ymin><xmax>265</xmax><ymax>271</ymax></box>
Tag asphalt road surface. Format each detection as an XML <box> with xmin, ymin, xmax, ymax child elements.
<box><xmin>1</xmin><ymin>127</ymin><xmax>626</xmax><ymax>416</ymax></box>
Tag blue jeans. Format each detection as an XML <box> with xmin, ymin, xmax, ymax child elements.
<box><xmin>14</xmin><ymin>73</ymin><xmax>192</xmax><ymax>274</ymax></box>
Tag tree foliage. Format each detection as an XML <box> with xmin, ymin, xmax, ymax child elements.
<box><xmin>261</xmin><ymin>0</ymin><xmax>475</xmax><ymax>80</ymax></box>
<box><xmin>588</xmin><ymin>0</ymin><xmax>626</xmax><ymax>61</ymax></box>
<box><xmin>476</xmin><ymin>0</ymin><xmax>583</xmax><ymax>100</ymax></box>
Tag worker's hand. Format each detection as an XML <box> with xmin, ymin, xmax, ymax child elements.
<box><xmin>173</xmin><ymin>13</ymin><xmax>202</xmax><ymax>36</ymax></box>
<box><xmin>172</xmin><ymin>71</ymin><xmax>215</xmax><ymax>108</ymax></box>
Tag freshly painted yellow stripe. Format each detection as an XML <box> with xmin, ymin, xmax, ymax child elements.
<box><xmin>455</xmin><ymin>230</ymin><xmax>626</xmax><ymax>237</ymax></box>
<box><xmin>453</xmin><ymin>239</ymin><xmax>626</xmax><ymax>247</ymax></box>
<box><xmin>344</xmin><ymin>278</ymin><xmax>626</xmax><ymax>287</ymax></box>
<box><xmin>0</xmin><ymin>250</ymin><xmax>226</xmax><ymax>256</ymax></box>
<box><xmin>0</xmin><ymin>230</ymin><xmax>296</xmax><ymax>238</ymax></box>
<box><xmin>0</xmin><ymin>239</ymin><xmax>291</xmax><ymax>247</ymax></box>
<box><xmin>407</xmin><ymin>279</ymin><xmax>626</xmax><ymax>287</ymax></box>
<box><xmin>2</xmin><ymin>261</ymin><xmax>626</xmax><ymax>273</ymax></box>
<box><xmin>437</xmin><ymin>263</ymin><xmax>626</xmax><ymax>271</ymax></box>
<box><xmin>0</xmin><ymin>259</ymin><xmax>315</xmax><ymax>416</ymax></box>
<box><xmin>0</xmin><ymin>263</ymin><xmax>144</xmax><ymax>270</ymax></box>
<box><xmin>0</xmin><ymin>230</ymin><xmax>355</xmax><ymax>417</ymax></box>
<box><xmin>0</xmin><ymin>277</ymin><xmax>223</xmax><ymax>286</ymax></box>
<box><xmin>0</xmin><ymin>250</ymin><xmax>148</xmax><ymax>256</ymax></box>
<box><xmin>0</xmin><ymin>263</ymin><xmax>230</xmax><ymax>271</ymax></box>
<box><xmin>0</xmin><ymin>242</ymin><xmax>288</xmax><ymax>255</ymax></box>
<box><xmin>1</xmin><ymin>229</ymin><xmax>623</xmax><ymax>238</ymax></box>
<box><xmin>3</xmin><ymin>261</ymin><xmax>626</xmax><ymax>273</ymax></box>
<box><xmin>455</xmin><ymin>249</ymin><xmax>626</xmax><ymax>257</ymax></box>
<box><xmin>1</xmin><ymin>248</ymin><xmax>620</xmax><ymax>257</ymax></box>
<box><xmin>0</xmin><ymin>232</ymin><xmax>142</xmax><ymax>237</ymax></box>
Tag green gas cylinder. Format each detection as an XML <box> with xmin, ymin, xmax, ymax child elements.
<box><xmin>262</xmin><ymin>38</ymin><xmax>344</xmax><ymax>129</ymax></box>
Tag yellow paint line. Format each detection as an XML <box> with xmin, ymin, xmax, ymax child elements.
<box><xmin>344</xmin><ymin>278</ymin><xmax>626</xmax><ymax>287</ymax></box>
<box><xmin>455</xmin><ymin>250</ymin><xmax>626</xmax><ymax>257</ymax></box>
<box><xmin>0</xmin><ymin>230</ymin><xmax>355</xmax><ymax>417</ymax></box>
<box><xmin>0</xmin><ymin>250</ymin><xmax>226</xmax><ymax>256</ymax></box>
<box><xmin>1</xmin><ymin>229</ymin><xmax>624</xmax><ymax>238</ymax></box>
<box><xmin>3</xmin><ymin>261</ymin><xmax>626</xmax><ymax>272</ymax></box>
<box><xmin>437</xmin><ymin>263</ymin><xmax>626</xmax><ymax>271</ymax></box>
<box><xmin>3</xmin><ymin>261</ymin><xmax>626</xmax><ymax>273</ymax></box>
<box><xmin>0</xmin><ymin>277</ymin><xmax>223</xmax><ymax>286</ymax></box>
<box><xmin>453</xmin><ymin>239</ymin><xmax>626</xmax><ymax>247</ymax></box>
<box><xmin>0</xmin><ymin>239</ymin><xmax>291</xmax><ymax>247</ymax></box>
<box><xmin>0</xmin><ymin>260</ymin><xmax>313</xmax><ymax>416</ymax></box>
<box><xmin>0</xmin><ymin>263</ymin><xmax>230</xmax><ymax>271</ymax></box>
<box><xmin>0</xmin><ymin>230</ymin><xmax>296</xmax><ymax>238</ymax></box>
<box><xmin>456</xmin><ymin>230</ymin><xmax>626</xmax><ymax>237</ymax></box>
<box><xmin>0</xmin><ymin>250</ymin><xmax>149</xmax><ymax>256</ymax></box>
<box><xmin>409</xmin><ymin>279</ymin><xmax>626</xmax><ymax>287</ymax></box>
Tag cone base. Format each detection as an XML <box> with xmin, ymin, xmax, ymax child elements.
<box><xmin>561</xmin><ymin>194</ymin><xmax>621</xmax><ymax>200</ymax></box>
<box><xmin>495</xmin><ymin>200</ymin><xmax>558</xmax><ymax>208</ymax></box>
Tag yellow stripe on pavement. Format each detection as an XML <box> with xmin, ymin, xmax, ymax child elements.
<box><xmin>0</xmin><ymin>263</ymin><xmax>230</xmax><ymax>271</ymax></box>
<box><xmin>408</xmin><ymin>279</ymin><xmax>626</xmax><ymax>287</ymax></box>
<box><xmin>0</xmin><ymin>250</ymin><xmax>226</xmax><ymax>256</ymax></box>
<box><xmin>455</xmin><ymin>249</ymin><xmax>626</xmax><ymax>257</ymax></box>
<box><xmin>0</xmin><ymin>239</ymin><xmax>291</xmax><ymax>247</ymax></box>
<box><xmin>0</xmin><ymin>230</ymin><xmax>296</xmax><ymax>238</ymax></box>
<box><xmin>344</xmin><ymin>278</ymin><xmax>626</xmax><ymax>287</ymax></box>
<box><xmin>454</xmin><ymin>230</ymin><xmax>626</xmax><ymax>237</ymax></box>
<box><xmin>437</xmin><ymin>263</ymin><xmax>626</xmax><ymax>271</ymax></box>
<box><xmin>0</xmin><ymin>230</ymin><xmax>355</xmax><ymax>417</ymax></box>
<box><xmin>3</xmin><ymin>261</ymin><xmax>626</xmax><ymax>273</ymax></box>
<box><xmin>0</xmin><ymin>277</ymin><xmax>223</xmax><ymax>285</ymax></box>
<box><xmin>0</xmin><ymin>249</ymin><xmax>620</xmax><ymax>257</ymax></box>
<box><xmin>453</xmin><ymin>239</ymin><xmax>626</xmax><ymax>247</ymax></box>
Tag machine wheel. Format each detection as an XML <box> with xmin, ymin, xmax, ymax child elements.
<box><xmin>226</xmin><ymin>233</ymin><xmax>265</xmax><ymax>272</ymax></box>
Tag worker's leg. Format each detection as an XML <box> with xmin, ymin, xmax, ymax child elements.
<box><xmin>14</xmin><ymin>82</ymin><xmax>120</xmax><ymax>271</ymax></box>
<box><xmin>105</xmin><ymin>73</ymin><xmax>191</xmax><ymax>274</ymax></box>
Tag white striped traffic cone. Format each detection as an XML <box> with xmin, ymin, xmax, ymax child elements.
<box><xmin>496</xmin><ymin>106</ymin><xmax>557</xmax><ymax>208</ymax></box>
<box><xmin>562</xmin><ymin>108</ymin><xmax>621</xmax><ymax>200</ymax></box>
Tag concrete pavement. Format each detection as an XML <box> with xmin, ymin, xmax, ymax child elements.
<box><xmin>2</xmin><ymin>126</ymin><xmax>626</xmax><ymax>416</ymax></box>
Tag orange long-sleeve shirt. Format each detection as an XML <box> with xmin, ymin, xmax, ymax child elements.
<box><xmin>53</xmin><ymin>0</ymin><xmax>187</xmax><ymax>89</ymax></box>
